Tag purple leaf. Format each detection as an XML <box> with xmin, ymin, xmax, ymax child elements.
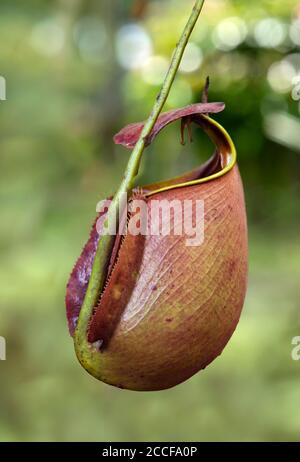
<box><xmin>114</xmin><ymin>102</ymin><xmax>225</xmax><ymax>149</ymax></box>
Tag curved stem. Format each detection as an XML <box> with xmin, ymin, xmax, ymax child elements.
<box><xmin>74</xmin><ymin>0</ymin><xmax>206</xmax><ymax>368</ymax></box>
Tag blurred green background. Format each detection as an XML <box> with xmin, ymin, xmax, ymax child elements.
<box><xmin>1</xmin><ymin>0</ymin><xmax>300</xmax><ymax>442</ymax></box>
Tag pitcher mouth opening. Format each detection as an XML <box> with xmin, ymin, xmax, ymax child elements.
<box><xmin>140</xmin><ymin>115</ymin><xmax>236</xmax><ymax>198</ymax></box>
<box><xmin>114</xmin><ymin>99</ymin><xmax>236</xmax><ymax>199</ymax></box>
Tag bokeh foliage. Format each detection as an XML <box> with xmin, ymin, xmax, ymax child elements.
<box><xmin>0</xmin><ymin>0</ymin><xmax>300</xmax><ymax>441</ymax></box>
